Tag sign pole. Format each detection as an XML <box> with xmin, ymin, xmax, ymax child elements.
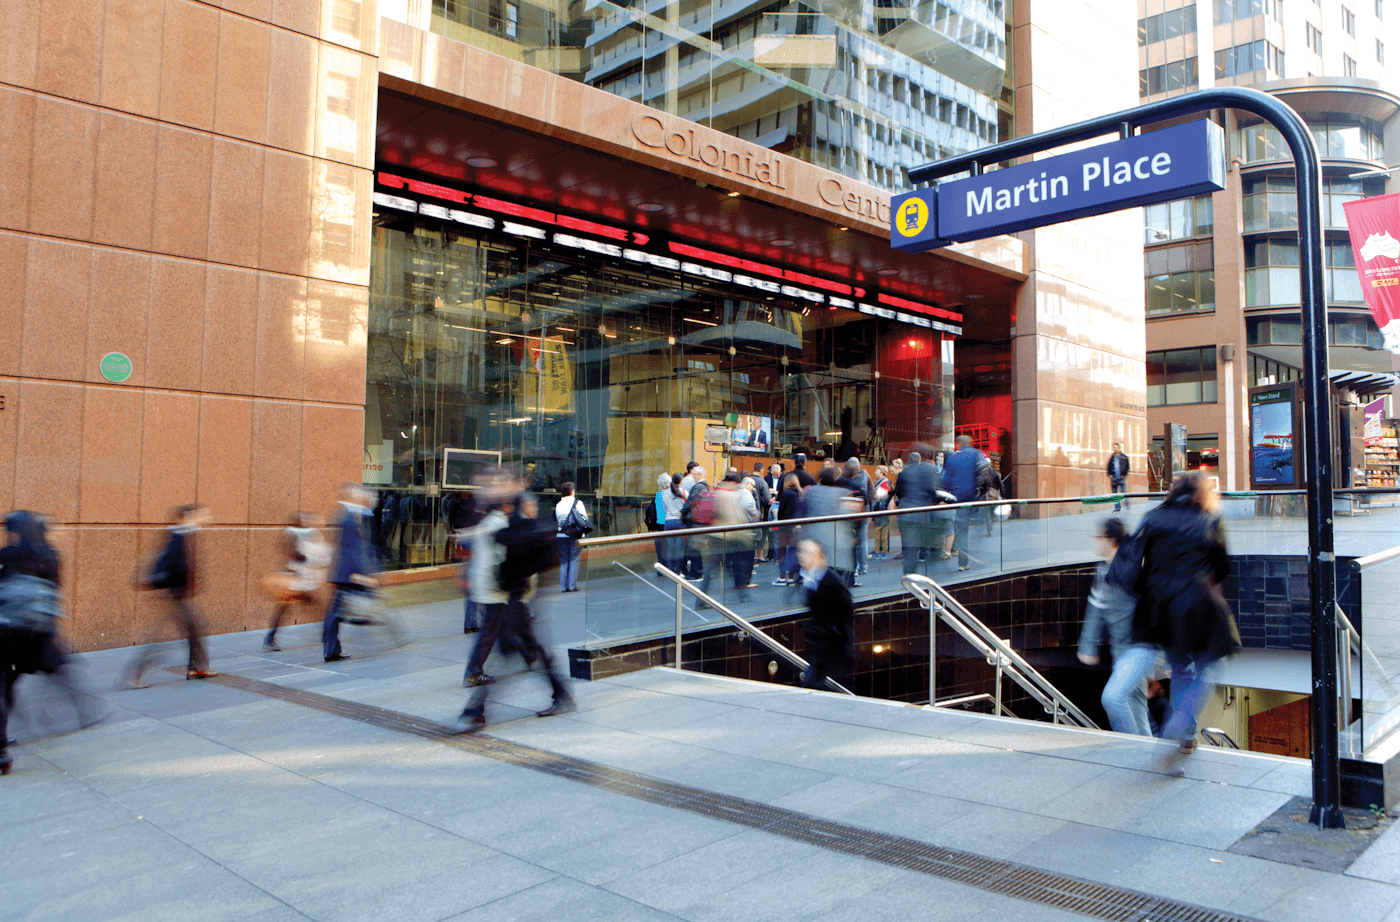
<box><xmin>905</xmin><ymin>87</ymin><xmax>1343</xmax><ymax>828</ymax></box>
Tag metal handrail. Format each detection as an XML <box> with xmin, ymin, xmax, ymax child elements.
<box><xmin>903</xmin><ymin>574</ymin><xmax>1099</xmax><ymax>729</ymax></box>
<box><xmin>652</xmin><ymin>562</ymin><xmax>855</xmax><ymax>696</ymax></box>
<box><xmin>1200</xmin><ymin>728</ymin><xmax>1240</xmax><ymax>749</ymax></box>
<box><xmin>933</xmin><ymin>692</ymin><xmax>1017</xmax><ymax>718</ymax></box>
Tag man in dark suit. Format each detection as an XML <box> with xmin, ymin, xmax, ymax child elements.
<box><xmin>893</xmin><ymin>447</ymin><xmax>937</xmax><ymax>575</ymax></box>
<box><xmin>323</xmin><ymin>483</ymin><xmax>379</xmax><ymax>662</ymax></box>
<box><xmin>797</xmin><ymin>540</ymin><xmax>854</xmax><ymax>691</ymax></box>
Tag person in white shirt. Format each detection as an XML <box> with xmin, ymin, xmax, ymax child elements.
<box><xmin>554</xmin><ymin>482</ymin><xmax>590</xmax><ymax>591</ymax></box>
<box><xmin>263</xmin><ymin>513</ymin><xmax>331</xmax><ymax>651</ymax></box>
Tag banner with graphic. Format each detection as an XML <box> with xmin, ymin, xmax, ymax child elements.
<box><xmin>1365</xmin><ymin>397</ymin><xmax>1386</xmax><ymax>446</ymax></box>
<box><xmin>1343</xmin><ymin>192</ymin><xmax>1400</xmax><ymax>353</ymax></box>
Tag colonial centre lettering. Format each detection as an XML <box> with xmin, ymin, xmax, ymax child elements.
<box><xmin>632</xmin><ymin>115</ymin><xmax>787</xmax><ymax>191</ymax></box>
<box><xmin>965</xmin><ymin>152</ymin><xmax>1173</xmax><ymax>218</ymax></box>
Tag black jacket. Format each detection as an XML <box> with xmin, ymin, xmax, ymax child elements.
<box><xmin>153</xmin><ymin>527</ymin><xmax>196</xmax><ymax>598</ymax></box>
<box><xmin>680</xmin><ymin>480</ymin><xmax>712</xmax><ymax>527</ymax></box>
<box><xmin>1128</xmin><ymin>500</ymin><xmax>1239</xmax><ymax>659</ymax></box>
<box><xmin>496</xmin><ymin>514</ymin><xmax>558</xmax><ymax>595</ymax></box>
<box><xmin>893</xmin><ymin>462</ymin><xmax>937</xmax><ymax>509</ymax></box>
<box><xmin>777</xmin><ymin>486</ymin><xmax>803</xmax><ymax>522</ymax></box>
<box><xmin>804</xmin><ymin>568</ymin><xmax>854</xmax><ymax>666</ymax></box>
<box><xmin>1107</xmin><ymin>453</ymin><xmax>1130</xmax><ymax>480</ymax></box>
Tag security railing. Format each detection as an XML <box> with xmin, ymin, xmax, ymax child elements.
<box><xmin>651</xmin><ymin>561</ymin><xmax>854</xmax><ymax>696</ymax></box>
<box><xmin>902</xmin><ymin>573</ymin><xmax>1098</xmax><ymax>728</ymax></box>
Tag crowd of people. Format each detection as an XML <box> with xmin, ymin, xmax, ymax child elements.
<box><xmin>0</xmin><ymin>446</ymin><xmax>1235</xmax><ymax>775</ymax></box>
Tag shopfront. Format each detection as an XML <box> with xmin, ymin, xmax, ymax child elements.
<box><xmin>367</xmin><ymin>94</ymin><xmax>1019</xmax><ymax>569</ymax></box>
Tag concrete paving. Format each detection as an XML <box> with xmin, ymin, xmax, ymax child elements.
<box><xmin>6</xmin><ymin>596</ymin><xmax>1400</xmax><ymax>922</ymax></box>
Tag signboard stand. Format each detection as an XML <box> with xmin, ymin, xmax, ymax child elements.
<box><xmin>904</xmin><ymin>87</ymin><xmax>1342</xmax><ymax>828</ymax></box>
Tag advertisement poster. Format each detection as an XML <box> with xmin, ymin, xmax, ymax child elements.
<box><xmin>1365</xmin><ymin>397</ymin><xmax>1386</xmax><ymax>446</ymax></box>
<box><xmin>1343</xmin><ymin>192</ymin><xmax>1400</xmax><ymax>353</ymax></box>
<box><xmin>517</xmin><ymin>338</ymin><xmax>573</xmax><ymax>415</ymax></box>
<box><xmin>1249</xmin><ymin>383</ymin><xmax>1300</xmax><ymax>488</ymax></box>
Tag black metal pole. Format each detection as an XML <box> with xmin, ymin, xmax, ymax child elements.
<box><xmin>908</xmin><ymin>87</ymin><xmax>1342</xmax><ymax>827</ymax></box>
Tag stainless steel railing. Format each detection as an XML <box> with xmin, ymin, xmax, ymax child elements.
<box><xmin>652</xmin><ymin>562</ymin><xmax>855</xmax><ymax>696</ymax></box>
<box><xmin>902</xmin><ymin>573</ymin><xmax>1098</xmax><ymax>729</ymax></box>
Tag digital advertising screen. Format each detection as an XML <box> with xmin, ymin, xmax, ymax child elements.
<box><xmin>1249</xmin><ymin>384</ymin><xmax>1300</xmax><ymax>489</ymax></box>
<box><xmin>729</xmin><ymin>415</ymin><xmax>772</xmax><ymax>453</ymax></box>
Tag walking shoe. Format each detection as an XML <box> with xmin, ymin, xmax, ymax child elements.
<box><xmin>324</xmin><ymin>653</ymin><xmax>351</xmax><ymax>663</ymax></box>
<box><xmin>958</xmin><ymin>565</ymin><xmax>970</xmax><ymax>572</ymax></box>
<box><xmin>187</xmin><ymin>669</ymin><xmax>219</xmax><ymax>680</ymax></box>
<box><xmin>463</xmin><ymin>672</ymin><xmax>496</xmax><ymax>687</ymax></box>
<box><xmin>452</xmin><ymin>713</ymin><xmax>486</xmax><ymax>734</ymax></box>
<box><xmin>772</xmin><ymin>578</ymin><xmax>789</xmax><ymax>586</ymax></box>
<box><xmin>1178</xmin><ymin>737</ymin><xmax>1197</xmax><ymax>755</ymax></box>
<box><xmin>537</xmin><ymin>697</ymin><xmax>577</xmax><ymax>718</ymax></box>
<box><xmin>263</xmin><ymin>638</ymin><xmax>281</xmax><ymax>652</ymax></box>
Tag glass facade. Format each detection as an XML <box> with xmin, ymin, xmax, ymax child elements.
<box><xmin>1239</xmin><ymin>116</ymin><xmax>1387</xmax><ymax>164</ymax></box>
<box><xmin>428</xmin><ymin>0</ymin><xmax>1010</xmax><ymax>194</ymax></box>
<box><xmin>1146</xmin><ymin>347</ymin><xmax>1218</xmax><ymax>406</ymax></box>
<box><xmin>367</xmin><ymin>192</ymin><xmax>953</xmax><ymax>568</ymax></box>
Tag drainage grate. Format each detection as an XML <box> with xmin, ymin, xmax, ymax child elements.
<box><xmin>208</xmin><ymin>671</ymin><xmax>1263</xmax><ymax>922</ymax></box>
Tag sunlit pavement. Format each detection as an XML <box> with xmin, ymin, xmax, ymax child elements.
<box><xmin>7</xmin><ymin>593</ymin><xmax>1400</xmax><ymax>922</ymax></box>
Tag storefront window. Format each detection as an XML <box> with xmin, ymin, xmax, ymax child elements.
<box><xmin>366</xmin><ymin>201</ymin><xmax>951</xmax><ymax>569</ymax></box>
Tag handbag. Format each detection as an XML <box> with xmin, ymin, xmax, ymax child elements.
<box><xmin>258</xmin><ymin>571</ymin><xmax>298</xmax><ymax>603</ymax></box>
<box><xmin>560</xmin><ymin>498</ymin><xmax>594</xmax><ymax>539</ymax></box>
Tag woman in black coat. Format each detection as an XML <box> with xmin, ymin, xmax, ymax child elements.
<box><xmin>774</xmin><ymin>474</ymin><xmax>804</xmax><ymax>587</ymax></box>
<box><xmin>1127</xmin><ymin>471</ymin><xmax>1240</xmax><ymax>765</ymax></box>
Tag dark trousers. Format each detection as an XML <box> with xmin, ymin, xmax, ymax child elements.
<box><xmin>322</xmin><ymin>585</ymin><xmax>367</xmax><ymax>660</ymax></box>
<box><xmin>727</xmin><ymin>548</ymin><xmax>754</xmax><ymax>593</ymax></box>
<box><xmin>801</xmin><ymin>655</ymin><xmax>851</xmax><ymax>691</ymax></box>
<box><xmin>462</xmin><ymin>599</ymin><xmax>567</xmax><ymax>719</ymax></box>
<box><xmin>129</xmin><ymin>593</ymin><xmax>208</xmax><ymax>680</ymax></box>
<box><xmin>662</xmin><ymin>520</ymin><xmax>685</xmax><ymax>573</ymax></box>
<box><xmin>1111</xmin><ymin>478</ymin><xmax>1127</xmax><ymax>509</ymax></box>
<box><xmin>464</xmin><ymin>602</ymin><xmax>507</xmax><ymax>680</ymax></box>
<box><xmin>463</xmin><ymin>596</ymin><xmax>478</xmax><ymax>632</ymax></box>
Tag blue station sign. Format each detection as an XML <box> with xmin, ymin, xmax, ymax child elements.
<box><xmin>891</xmin><ymin>119</ymin><xmax>1226</xmax><ymax>252</ymax></box>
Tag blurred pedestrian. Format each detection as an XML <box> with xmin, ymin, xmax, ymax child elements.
<box><xmin>1128</xmin><ymin>471</ymin><xmax>1240</xmax><ymax>770</ymax></box>
<box><xmin>1076</xmin><ymin>518</ymin><xmax>1154</xmax><ymax>736</ymax></box>
<box><xmin>1</xmin><ymin>512</ymin><xmax>104</xmax><ymax>774</ymax></box>
<box><xmin>680</xmin><ymin>466</ymin><xmax>715</xmax><ymax>585</ymax></box>
<box><xmin>893</xmin><ymin>448</ymin><xmax>936</xmax><ymax>574</ymax></box>
<box><xmin>797</xmin><ymin>540</ymin><xmax>854</xmax><ymax>691</ymax></box>
<box><xmin>942</xmin><ymin>436</ymin><xmax>982</xmax><ymax>572</ymax></box>
<box><xmin>773</xmin><ymin>473</ymin><xmax>804</xmax><ymax>587</ymax></box>
<box><xmin>870</xmin><ymin>465</ymin><xmax>892</xmax><ymax>558</ymax></box>
<box><xmin>791</xmin><ymin>453</ymin><xmax>816</xmax><ymax>488</ymax></box>
<box><xmin>322</xmin><ymin>485</ymin><xmax>379</xmax><ymax>663</ymax></box>
<box><xmin>714</xmin><ymin>472</ymin><xmax>758</xmax><ymax>603</ymax></box>
<box><xmin>125</xmin><ymin>504</ymin><xmax>216</xmax><ymax>686</ymax></box>
<box><xmin>461</xmin><ymin>484</ymin><xmax>512</xmax><ymax>690</ymax></box>
<box><xmin>554</xmin><ymin>482</ymin><xmax>591</xmax><ymax>592</ymax></box>
<box><xmin>743</xmin><ymin>463</ymin><xmax>772</xmax><ymax>562</ymax></box>
<box><xmin>805</xmin><ymin>467</ymin><xmax>858</xmax><ymax>587</ymax></box>
<box><xmin>837</xmin><ymin>458</ymin><xmax>872</xmax><ymax>577</ymax></box>
<box><xmin>262</xmin><ymin>513</ymin><xmax>331</xmax><ymax>652</ymax></box>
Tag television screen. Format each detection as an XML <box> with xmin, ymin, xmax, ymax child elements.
<box><xmin>441</xmin><ymin>448</ymin><xmax>502</xmax><ymax>490</ymax></box>
<box><xmin>729</xmin><ymin>415</ymin><xmax>772</xmax><ymax>453</ymax></box>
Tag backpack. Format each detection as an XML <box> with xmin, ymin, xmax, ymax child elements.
<box><xmin>643</xmin><ymin>495</ymin><xmax>660</xmax><ymax>531</ymax></box>
<box><xmin>689</xmin><ymin>486</ymin><xmax>717</xmax><ymax>525</ymax></box>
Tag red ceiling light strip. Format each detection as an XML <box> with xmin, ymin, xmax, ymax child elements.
<box><xmin>472</xmin><ymin>195</ymin><xmax>558</xmax><ymax>225</ymax></box>
<box><xmin>782</xmin><ymin>269</ymin><xmax>851</xmax><ymax>295</ymax></box>
<box><xmin>667</xmin><ymin>242</ymin><xmax>784</xmax><ymax>280</ymax></box>
<box><xmin>377</xmin><ymin>172</ymin><xmax>471</xmax><ymax>205</ymax></box>
<box><xmin>556</xmin><ymin>214</ymin><xmax>630</xmax><ymax>242</ymax></box>
<box><xmin>877</xmin><ymin>293</ymin><xmax>962</xmax><ymax>323</ymax></box>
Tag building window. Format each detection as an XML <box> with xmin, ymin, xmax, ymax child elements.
<box><xmin>1344</xmin><ymin>54</ymin><xmax>1357</xmax><ymax>75</ymax></box>
<box><xmin>1215</xmin><ymin>40</ymin><xmax>1285</xmax><ymax>78</ymax></box>
<box><xmin>1147</xmin><ymin>348</ymin><xmax>1218</xmax><ymax>406</ymax></box>
<box><xmin>1140</xmin><ymin>58</ymin><xmax>1201</xmax><ymax>95</ymax></box>
<box><xmin>1342</xmin><ymin>6</ymin><xmax>1356</xmax><ymax>35</ymax></box>
<box><xmin>1379</xmin><ymin>39</ymin><xmax>1386</xmax><ymax>63</ymax></box>
<box><xmin>1248</xmin><ymin>353</ymin><xmax>1302</xmax><ymax>387</ymax></box>
<box><xmin>1248</xmin><ymin>314</ymin><xmax>1382</xmax><ymax>348</ymax></box>
<box><xmin>1241</xmin><ymin>116</ymin><xmax>1386</xmax><ymax>163</ymax></box>
<box><xmin>1143</xmin><ymin>195</ymin><xmax>1214</xmax><ymax>242</ymax></box>
<box><xmin>1215</xmin><ymin>0</ymin><xmax>1282</xmax><ymax>22</ymax></box>
<box><xmin>1244</xmin><ymin>236</ymin><xmax>1369</xmax><ymax>306</ymax></box>
<box><xmin>1307</xmin><ymin>23</ymin><xmax>1324</xmax><ymax>54</ymax></box>
<box><xmin>1140</xmin><ymin>5</ymin><xmax>1198</xmax><ymax>42</ymax></box>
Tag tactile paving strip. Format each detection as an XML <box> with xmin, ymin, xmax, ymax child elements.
<box><xmin>208</xmin><ymin>671</ymin><xmax>1263</xmax><ymax>922</ymax></box>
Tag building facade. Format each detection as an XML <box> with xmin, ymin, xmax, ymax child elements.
<box><xmin>0</xmin><ymin>0</ymin><xmax>1144</xmax><ymax>650</ymax></box>
<box><xmin>1138</xmin><ymin>0</ymin><xmax>1400</xmax><ymax>487</ymax></box>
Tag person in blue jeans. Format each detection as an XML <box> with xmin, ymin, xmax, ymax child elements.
<box><xmin>554</xmin><ymin>482</ymin><xmax>589</xmax><ymax>592</ymax></box>
<box><xmin>941</xmin><ymin>436</ymin><xmax>982</xmax><ymax>572</ymax></box>
<box><xmin>322</xmin><ymin>484</ymin><xmax>378</xmax><ymax>663</ymax></box>
<box><xmin>1077</xmin><ymin>517</ymin><xmax>1155</xmax><ymax>736</ymax></box>
<box><xmin>1124</xmin><ymin>471</ymin><xmax>1240</xmax><ymax>771</ymax></box>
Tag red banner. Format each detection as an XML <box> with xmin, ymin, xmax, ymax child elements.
<box><xmin>1343</xmin><ymin>191</ymin><xmax>1400</xmax><ymax>353</ymax></box>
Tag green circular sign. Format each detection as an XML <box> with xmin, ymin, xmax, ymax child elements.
<box><xmin>100</xmin><ymin>352</ymin><xmax>133</xmax><ymax>383</ymax></box>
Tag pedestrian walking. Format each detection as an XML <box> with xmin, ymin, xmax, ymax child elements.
<box><xmin>680</xmin><ymin>466</ymin><xmax>715</xmax><ymax>586</ymax></box>
<box><xmin>805</xmin><ymin>467</ymin><xmax>858</xmax><ymax>587</ymax></box>
<box><xmin>555</xmin><ymin>483</ymin><xmax>591</xmax><ymax>592</ymax></box>
<box><xmin>837</xmin><ymin>457</ymin><xmax>872</xmax><ymax>576</ymax></box>
<box><xmin>0</xmin><ymin>512</ymin><xmax>104</xmax><ymax>774</ymax></box>
<box><xmin>773</xmin><ymin>473</ymin><xmax>804</xmax><ymax>586</ymax></box>
<box><xmin>743</xmin><ymin>463</ymin><xmax>772</xmax><ymax>562</ymax></box>
<box><xmin>322</xmin><ymin>485</ymin><xmax>379</xmax><ymax>663</ymax></box>
<box><xmin>1107</xmin><ymin>443</ymin><xmax>1131</xmax><ymax>511</ymax></box>
<box><xmin>454</xmin><ymin>491</ymin><xmax>573</xmax><ymax>733</ymax></box>
<box><xmin>1124</xmin><ymin>471</ymin><xmax>1240</xmax><ymax>770</ymax></box>
<box><xmin>461</xmin><ymin>487</ymin><xmax>512</xmax><ymax>689</ymax></box>
<box><xmin>714</xmin><ymin>472</ymin><xmax>759</xmax><ymax>602</ymax></box>
<box><xmin>262</xmin><ymin>513</ymin><xmax>331</xmax><ymax>652</ymax></box>
<box><xmin>1076</xmin><ymin>518</ymin><xmax>1155</xmax><ymax>736</ymax></box>
<box><xmin>125</xmin><ymin>504</ymin><xmax>216</xmax><ymax>686</ymax></box>
<box><xmin>942</xmin><ymin>436</ymin><xmax>982</xmax><ymax>572</ymax></box>
<box><xmin>796</xmin><ymin>540</ymin><xmax>854</xmax><ymax>691</ymax></box>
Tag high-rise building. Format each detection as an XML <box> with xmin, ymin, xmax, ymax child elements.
<box><xmin>1138</xmin><ymin>0</ymin><xmax>1400</xmax><ymax>488</ymax></box>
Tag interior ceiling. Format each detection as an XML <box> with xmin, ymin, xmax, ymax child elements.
<box><xmin>375</xmin><ymin>89</ymin><xmax>1015</xmax><ymax>338</ymax></box>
